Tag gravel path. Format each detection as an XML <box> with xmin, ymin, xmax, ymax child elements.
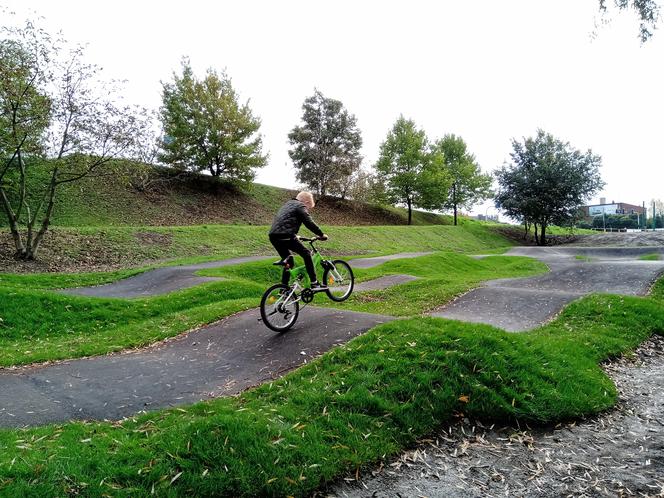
<box><xmin>326</xmin><ymin>336</ymin><xmax>664</xmax><ymax>498</ymax></box>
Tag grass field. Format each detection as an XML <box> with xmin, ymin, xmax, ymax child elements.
<box><xmin>639</xmin><ymin>253</ymin><xmax>661</xmax><ymax>261</ymax></box>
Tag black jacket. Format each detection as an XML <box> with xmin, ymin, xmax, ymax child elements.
<box><xmin>269</xmin><ymin>199</ymin><xmax>323</xmax><ymax>238</ymax></box>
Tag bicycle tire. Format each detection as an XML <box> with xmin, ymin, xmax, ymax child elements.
<box><xmin>323</xmin><ymin>260</ymin><xmax>354</xmax><ymax>302</ymax></box>
<box><xmin>260</xmin><ymin>283</ymin><xmax>299</xmax><ymax>332</ymax></box>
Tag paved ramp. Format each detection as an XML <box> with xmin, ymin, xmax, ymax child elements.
<box><xmin>61</xmin><ymin>253</ymin><xmax>431</xmax><ymax>298</ymax></box>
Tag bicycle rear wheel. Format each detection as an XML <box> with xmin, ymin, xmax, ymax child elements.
<box><xmin>323</xmin><ymin>260</ymin><xmax>354</xmax><ymax>302</ymax></box>
<box><xmin>260</xmin><ymin>284</ymin><xmax>299</xmax><ymax>332</ymax></box>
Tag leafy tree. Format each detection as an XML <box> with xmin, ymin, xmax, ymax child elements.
<box><xmin>1</xmin><ymin>17</ymin><xmax>147</xmax><ymax>260</ymax></box>
<box><xmin>426</xmin><ymin>134</ymin><xmax>492</xmax><ymax>226</ymax></box>
<box><xmin>288</xmin><ymin>89</ymin><xmax>362</xmax><ymax>197</ymax></box>
<box><xmin>599</xmin><ymin>0</ymin><xmax>660</xmax><ymax>41</ymax></box>
<box><xmin>494</xmin><ymin>129</ymin><xmax>604</xmax><ymax>246</ymax></box>
<box><xmin>375</xmin><ymin>116</ymin><xmax>430</xmax><ymax>225</ymax></box>
<box><xmin>159</xmin><ymin>59</ymin><xmax>266</xmax><ymax>183</ymax></box>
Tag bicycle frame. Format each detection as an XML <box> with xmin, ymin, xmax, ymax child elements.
<box><xmin>287</xmin><ymin>250</ymin><xmax>324</xmax><ymax>285</ymax></box>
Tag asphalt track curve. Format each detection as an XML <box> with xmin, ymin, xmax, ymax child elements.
<box><xmin>431</xmin><ymin>246</ymin><xmax>664</xmax><ymax>331</ymax></box>
<box><xmin>61</xmin><ymin>252</ymin><xmax>432</xmax><ymax>298</ymax></box>
<box><xmin>0</xmin><ymin>307</ymin><xmax>394</xmax><ymax>428</ymax></box>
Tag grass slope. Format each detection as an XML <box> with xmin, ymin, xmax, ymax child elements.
<box><xmin>1</xmin><ymin>162</ymin><xmax>449</xmax><ymax>228</ymax></box>
<box><xmin>0</xmin><ymin>222</ymin><xmax>511</xmax><ymax>273</ymax></box>
<box><xmin>0</xmin><ymin>292</ymin><xmax>662</xmax><ymax>497</ymax></box>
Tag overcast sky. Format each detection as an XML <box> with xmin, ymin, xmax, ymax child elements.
<box><xmin>3</xmin><ymin>0</ymin><xmax>663</xmax><ymax>215</ymax></box>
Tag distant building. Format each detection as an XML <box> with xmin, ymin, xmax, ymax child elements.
<box><xmin>581</xmin><ymin>198</ymin><xmax>645</xmax><ymax>221</ymax></box>
<box><xmin>475</xmin><ymin>214</ymin><xmax>499</xmax><ymax>222</ymax></box>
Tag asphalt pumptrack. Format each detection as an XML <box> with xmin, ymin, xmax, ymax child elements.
<box><xmin>1</xmin><ymin>246</ymin><xmax>663</xmax><ymax>433</ymax></box>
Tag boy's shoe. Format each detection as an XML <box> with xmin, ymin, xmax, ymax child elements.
<box><xmin>310</xmin><ymin>281</ymin><xmax>327</xmax><ymax>290</ymax></box>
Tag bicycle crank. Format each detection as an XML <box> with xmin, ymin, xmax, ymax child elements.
<box><xmin>301</xmin><ymin>288</ymin><xmax>315</xmax><ymax>303</ymax></box>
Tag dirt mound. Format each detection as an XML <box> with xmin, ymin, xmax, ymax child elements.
<box><xmin>492</xmin><ymin>226</ymin><xmax>580</xmax><ymax>246</ymax></box>
<box><xmin>571</xmin><ymin>230</ymin><xmax>664</xmax><ymax>247</ymax></box>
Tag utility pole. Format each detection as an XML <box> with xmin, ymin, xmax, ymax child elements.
<box><xmin>603</xmin><ymin>211</ymin><xmax>606</xmax><ymax>232</ymax></box>
<box><xmin>653</xmin><ymin>201</ymin><xmax>657</xmax><ymax>231</ymax></box>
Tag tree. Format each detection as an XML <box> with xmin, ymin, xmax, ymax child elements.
<box><xmin>340</xmin><ymin>167</ymin><xmax>388</xmax><ymax>204</ymax></box>
<box><xmin>158</xmin><ymin>59</ymin><xmax>266</xmax><ymax>183</ymax></box>
<box><xmin>426</xmin><ymin>134</ymin><xmax>492</xmax><ymax>226</ymax></box>
<box><xmin>494</xmin><ymin>129</ymin><xmax>604</xmax><ymax>246</ymax></box>
<box><xmin>1</xmin><ymin>17</ymin><xmax>147</xmax><ymax>260</ymax></box>
<box><xmin>599</xmin><ymin>0</ymin><xmax>660</xmax><ymax>42</ymax></box>
<box><xmin>375</xmin><ymin>116</ymin><xmax>429</xmax><ymax>225</ymax></box>
<box><xmin>288</xmin><ymin>89</ymin><xmax>362</xmax><ymax>197</ymax></box>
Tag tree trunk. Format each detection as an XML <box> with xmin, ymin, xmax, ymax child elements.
<box><xmin>407</xmin><ymin>197</ymin><xmax>412</xmax><ymax>226</ymax></box>
<box><xmin>452</xmin><ymin>184</ymin><xmax>458</xmax><ymax>226</ymax></box>
<box><xmin>523</xmin><ymin>221</ymin><xmax>530</xmax><ymax>240</ymax></box>
<box><xmin>540</xmin><ymin>224</ymin><xmax>547</xmax><ymax>246</ymax></box>
<box><xmin>533</xmin><ymin>223</ymin><xmax>540</xmax><ymax>245</ymax></box>
<box><xmin>0</xmin><ymin>187</ymin><xmax>26</xmax><ymax>258</ymax></box>
<box><xmin>26</xmin><ymin>169</ymin><xmax>58</xmax><ymax>260</ymax></box>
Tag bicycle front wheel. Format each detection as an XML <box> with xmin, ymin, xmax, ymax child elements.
<box><xmin>260</xmin><ymin>284</ymin><xmax>299</xmax><ymax>332</ymax></box>
<box><xmin>323</xmin><ymin>260</ymin><xmax>354</xmax><ymax>302</ymax></box>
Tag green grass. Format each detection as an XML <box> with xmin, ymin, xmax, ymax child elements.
<box><xmin>0</xmin><ymin>252</ymin><xmax>543</xmax><ymax>367</ymax></box>
<box><xmin>639</xmin><ymin>253</ymin><xmax>661</xmax><ymax>261</ymax></box>
<box><xmin>1</xmin><ymin>222</ymin><xmax>514</xmax><ymax>273</ymax></box>
<box><xmin>0</xmin><ymin>292</ymin><xmax>662</xmax><ymax>496</ymax></box>
<box><xmin>575</xmin><ymin>254</ymin><xmax>593</xmax><ymax>262</ymax></box>
<box><xmin>0</xmin><ymin>268</ymin><xmax>145</xmax><ymax>290</ymax></box>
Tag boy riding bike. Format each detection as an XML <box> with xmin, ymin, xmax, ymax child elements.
<box><xmin>268</xmin><ymin>191</ymin><xmax>328</xmax><ymax>289</ymax></box>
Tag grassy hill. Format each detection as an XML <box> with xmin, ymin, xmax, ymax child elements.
<box><xmin>0</xmin><ymin>223</ymin><xmax>510</xmax><ymax>273</ymax></box>
<box><xmin>0</xmin><ymin>162</ymin><xmax>514</xmax><ymax>273</ymax></box>
<box><xmin>2</xmin><ymin>162</ymin><xmax>450</xmax><ymax>227</ymax></box>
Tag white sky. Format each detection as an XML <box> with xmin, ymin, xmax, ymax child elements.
<box><xmin>3</xmin><ymin>0</ymin><xmax>663</xmax><ymax>215</ymax></box>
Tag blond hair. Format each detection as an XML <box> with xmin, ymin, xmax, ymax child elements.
<box><xmin>296</xmin><ymin>191</ymin><xmax>315</xmax><ymax>209</ymax></box>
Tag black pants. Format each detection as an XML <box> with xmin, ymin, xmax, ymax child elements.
<box><xmin>269</xmin><ymin>235</ymin><xmax>317</xmax><ymax>285</ymax></box>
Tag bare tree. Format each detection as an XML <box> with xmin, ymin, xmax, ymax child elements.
<box><xmin>1</xmin><ymin>15</ymin><xmax>149</xmax><ymax>260</ymax></box>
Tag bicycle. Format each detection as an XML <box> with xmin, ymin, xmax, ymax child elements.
<box><xmin>259</xmin><ymin>236</ymin><xmax>354</xmax><ymax>332</ymax></box>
